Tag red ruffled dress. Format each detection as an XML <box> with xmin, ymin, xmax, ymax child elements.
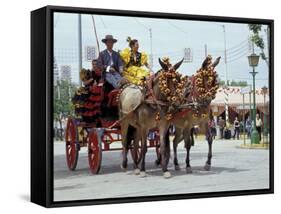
<box><xmin>72</xmin><ymin>69</ymin><xmax>103</xmax><ymax>123</ymax></box>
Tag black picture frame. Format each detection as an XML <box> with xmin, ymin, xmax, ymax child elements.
<box><xmin>31</xmin><ymin>5</ymin><xmax>274</xmax><ymax>208</ymax></box>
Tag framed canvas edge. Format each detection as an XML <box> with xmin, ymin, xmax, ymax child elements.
<box><xmin>46</xmin><ymin>6</ymin><xmax>54</xmax><ymax>207</ymax></box>
<box><xmin>46</xmin><ymin>5</ymin><xmax>274</xmax><ymax>24</ymax></box>
<box><xmin>32</xmin><ymin>5</ymin><xmax>274</xmax><ymax>208</ymax></box>
<box><xmin>48</xmin><ymin>189</ymin><xmax>273</xmax><ymax>208</ymax></box>
<box><xmin>31</xmin><ymin>7</ymin><xmax>48</xmax><ymax>207</ymax></box>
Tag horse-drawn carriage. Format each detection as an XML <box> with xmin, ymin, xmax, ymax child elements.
<box><xmin>65</xmin><ymin>55</ymin><xmax>221</xmax><ymax>177</ymax></box>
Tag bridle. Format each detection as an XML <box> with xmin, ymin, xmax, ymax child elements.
<box><xmin>145</xmin><ymin>70</ymin><xmax>191</xmax><ymax>121</ymax></box>
<box><xmin>145</xmin><ymin>72</ymin><xmax>169</xmax><ymax>107</ymax></box>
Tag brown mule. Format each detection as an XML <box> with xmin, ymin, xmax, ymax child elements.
<box><xmin>119</xmin><ymin>58</ymin><xmax>188</xmax><ymax>178</ymax></box>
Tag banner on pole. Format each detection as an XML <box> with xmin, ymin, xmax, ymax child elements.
<box><xmin>85</xmin><ymin>46</ymin><xmax>97</xmax><ymax>61</ymax></box>
<box><xmin>241</xmin><ymin>86</ymin><xmax>251</xmax><ymax>94</ymax></box>
<box><xmin>184</xmin><ymin>48</ymin><xmax>193</xmax><ymax>63</ymax></box>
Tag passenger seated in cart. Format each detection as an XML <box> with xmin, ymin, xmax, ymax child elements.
<box><xmin>72</xmin><ymin>60</ymin><xmax>103</xmax><ymax>123</ymax></box>
<box><xmin>120</xmin><ymin>37</ymin><xmax>152</xmax><ymax>85</ymax></box>
<box><xmin>97</xmin><ymin>35</ymin><xmax>130</xmax><ymax>121</ymax></box>
<box><xmin>91</xmin><ymin>59</ymin><xmax>103</xmax><ymax>83</ymax></box>
<box><xmin>97</xmin><ymin>35</ymin><xmax>125</xmax><ymax>89</ymax></box>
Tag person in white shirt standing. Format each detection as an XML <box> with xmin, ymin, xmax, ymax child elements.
<box><xmin>256</xmin><ymin>114</ymin><xmax>263</xmax><ymax>141</ymax></box>
<box><xmin>233</xmin><ymin>117</ymin><xmax>240</xmax><ymax>140</ymax></box>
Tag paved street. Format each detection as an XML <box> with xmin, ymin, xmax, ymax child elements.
<box><xmin>54</xmin><ymin>138</ymin><xmax>270</xmax><ymax>202</ymax></box>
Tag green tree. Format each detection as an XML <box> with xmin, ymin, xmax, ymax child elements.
<box><xmin>219</xmin><ymin>78</ymin><xmax>248</xmax><ymax>87</ymax></box>
<box><xmin>53</xmin><ymin>80</ymin><xmax>77</xmax><ymax>139</ymax></box>
<box><xmin>218</xmin><ymin>79</ymin><xmax>228</xmax><ymax>86</ymax></box>
<box><xmin>230</xmin><ymin>80</ymin><xmax>248</xmax><ymax>87</ymax></box>
<box><xmin>219</xmin><ymin>79</ymin><xmax>225</xmax><ymax>86</ymax></box>
<box><xmin>248</xmin><ymin>24</ymin><xmax>269</xmax><ymax>66</ymax></box>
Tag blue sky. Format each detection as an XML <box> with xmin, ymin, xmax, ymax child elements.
<box><xmin>54</xmin><ymin>12</ymin><xmax>269</xmax><ymax>87</ymax></box>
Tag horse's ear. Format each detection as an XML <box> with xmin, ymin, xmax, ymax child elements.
<box><xmin>201</xmin><ymin>57</ymin><xmax>209</xmax><ymax>69</ymax></box>
<box><xmin>212</xmin><ymin>56</ymin><xmax>221</xmax><ymax>68</ymax></box>
<box><xmin>159</xmin><ymin>58</ymin><xmax>168</xmax><ymax>70</ymax></box>
<box><xmin>173</xmin><ymin>58</ymin><xmax>184</xmax><ymax>70</ymax></box>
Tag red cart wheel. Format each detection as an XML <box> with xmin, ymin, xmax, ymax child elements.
<box><xmin>65</xmin><ymin>118</ymin><xmax>79</xmax><ymax>170</ymax></box>
<box><xmin>88</xmin><ymin>130</ymin><xmax>102</xmax><ymax>174</ymax></box>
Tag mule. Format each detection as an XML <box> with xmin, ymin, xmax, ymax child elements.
<box><xmin>119</xmin><ymin>58</ymin><xmax>189</xmax><ymax>178</ymax></box>
<box><xmin>155</xmin><ymin>55</ymin><xmax>221</xmax><ymax>173</ymax></box>
<box><xmin>172</xmin><ymin>55</ymin><xmax>221</xmax><ymax>172</ymax></box>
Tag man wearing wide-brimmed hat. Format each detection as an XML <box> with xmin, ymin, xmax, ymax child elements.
<box><xmin>97</xmin><ymin>35</ymin><xmax>124</xmax><ymax>88</ymax></box>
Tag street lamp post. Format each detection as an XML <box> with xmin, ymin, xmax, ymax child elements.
<box><xmin>248</xmin><ymin>53</ymin><xmax>260</xmax><ymax>144</ymax></box>
<box><xmin>242</xmin><ymin>93</ymin><xmax>245</xmax><ymax>145</ymax></box>
<box><xmin>78</xmin><ymin>14</ymin><xmax>82</xmax><ymax>87</ymax></box>
<box><xmin>249</xmin><ymin>85</ymin><xmax>252</xmax><ymax>120</ymax></box>
<box><xmin>261</xmin><ymin>86</ymin><xmax>268</xmax><ymax>143</ymax></box>
<box><xmin>221</xmin><ymin>25</ymin><xmax>229</xmax><ymax>123</ymax></box>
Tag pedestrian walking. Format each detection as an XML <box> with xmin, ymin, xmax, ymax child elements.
<box><xmin>245</xmin><ymin>116</ymin><xmax>252</xmax><ymax>138</ymax></box>
<box><xmin>239</xmin><ymin>120</ymin><xmax>244</xmax><ymax>136</ymax></box>
<box><xmin>233</xmin><ymin>117</ymin><xmax>240</xmax><ymax>140</ymax></box>
<box><xmin>54</xmin><ymin>119</ymin><xmax>61</xmax><ymax>140</ymax></box>
<box><xmin>256</xmin><ymin>114</ymin><xmax>263</xmax><ymax>141</ymax></box>
<box><xmin>218</xmin><ymin>116</ymin><xmax>226</xmax><ymax>139</ymax></box>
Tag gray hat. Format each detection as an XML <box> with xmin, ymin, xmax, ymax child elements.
<box><xmin>102</xmin><ymin>35</ymin><xmax>117</xmax><ymax>43</ymax></box>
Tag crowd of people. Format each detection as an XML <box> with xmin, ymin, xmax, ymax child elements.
<box><xmin>216</xmin><ymin>114</ymin><xmax>263</xmax><ymax>141</ymax></box>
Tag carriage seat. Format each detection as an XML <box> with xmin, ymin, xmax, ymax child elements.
<box><xmin>107</xmin><ymin>89</ymin><xmax>119</xmax><ymax>107</ymax></box>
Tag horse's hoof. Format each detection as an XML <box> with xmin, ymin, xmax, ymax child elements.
<box><xmin>163</xmin><ymin>171</ymin><xmax>172</xmax><ymax>178</ymax></box>
<box><xmin>120</xmin><ymin>164</ymin><xmax>127</xmax><ymax>172</ymax></box>
<box><xmin>204</xmin><ymin>163</ymin><xmax>211</xmax><ymax>171</ymax></box>
<box><xmin>175</xmin><ymin>165</ymin><xmax>181</xmax><ymax>171</ymax></box>
<box><xmin>186</xmin><ymin>167</ymin><xmax>192</xmax><ymax>173</ymax></box>
<box><xmin>140</xmin><ymin>171</ymin><xmax>146</xmax><ymax>178</ymax></box>
<box><xmin>134</xmin><ymin>168</ymin><xmax>140</xmax><ymax>175</ymax></box>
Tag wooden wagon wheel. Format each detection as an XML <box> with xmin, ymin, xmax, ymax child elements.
<box><xmin>65</xmin><ymin>118</ymin><xmax>79</xmax><ymax>170</ymax></box>
<box><xmin>88</xmin><ymin>130</ymin><xmax>102</xmax><ymax>174</ymax></box>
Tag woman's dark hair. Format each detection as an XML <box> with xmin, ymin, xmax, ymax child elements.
<box><xmin>129</xmin><ymin>39</ymin><xmax>138</xmax><ymax>48</ymax></box>
<box><xmin>127</xmin><ymin>37</ymin><xmax>138</xmax><ymax>48</ymax></box>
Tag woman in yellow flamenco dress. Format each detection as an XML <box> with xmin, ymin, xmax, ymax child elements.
<box><xmin>120</xmin><ymin>37</ymin><xmax>151</xmax><ymax>85</ymax></box>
